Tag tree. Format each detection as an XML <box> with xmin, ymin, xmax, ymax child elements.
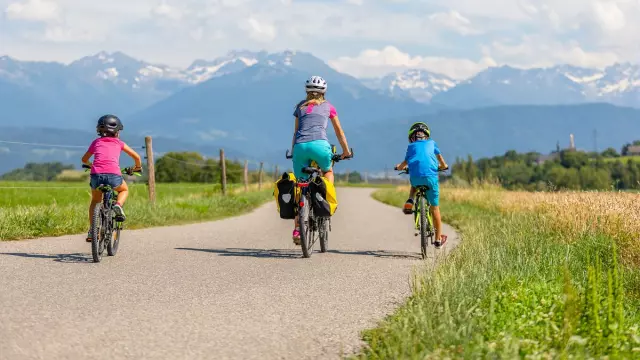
<box><xmin>1</xmin><ymin>162</ymin><xmax>73</xmax><ymax>181</ymax></box>
<box><xmin>601</xmin><ymin>147</ymin><xmax>619</xmax><ymax>158</ymax></box>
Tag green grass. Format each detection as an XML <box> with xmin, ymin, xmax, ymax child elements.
<box><xmin>357</xmin><ymin>188</ymin><xmax>640</xmax><ymax>358</ymax></box>
<box><xmin>0</xmin><ymin>181</ymin><xmax>271</xmax><ymax>240</ymax></box>
<box><xmin>601</xmin><ymin>156</ymin><xmax>640</xmax><ymax>163</ymax></box>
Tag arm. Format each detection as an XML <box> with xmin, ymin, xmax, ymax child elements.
<box><xmin>329</xmin><ymin>115</ymin><xmax>351</xmax><ymax>158</ymax></box>
<box><xmin>436</xmin><ymin>154</ymin><xmax>448</xmax><ymax>170</ymax></box>
<box><xmin>123</xmin><ymin>143</ymin><xmax>143</xmax><ymax>170</ymax></box>
<box><xmin>395</xmin><ymin>160</ymin><xmax>408</xmax><ymax>170</ymax></box>
<box><xmin>81</xmin><ymin>151</ymin><xmax>93</xmax><ymax>166</ymax></box>
<box><xmin>291</xmin><ymin>117</ymin><xmax>299</xmax><ymax>154</ymax></box>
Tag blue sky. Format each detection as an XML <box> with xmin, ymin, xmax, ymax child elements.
<box><xmin>0</xmin><ymin>0</ymin><xmax>636</xmax><ymax>79</ymax></box>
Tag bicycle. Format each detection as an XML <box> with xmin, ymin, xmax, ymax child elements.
<box><xmin>395</xmin><ymin>166</ymin><xmax>448</xmax><ymax>259</ymax></box>
<box><xmin>82</xmin><ymin>164</ymin><xmax>142</xmax><ymax>262</ymax></box>
<box><xmin>285</xmin><ymin>146</ymin><xmax>354</xmax><ymax>258</ymax></box>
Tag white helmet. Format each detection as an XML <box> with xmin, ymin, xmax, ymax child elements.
<box><xmin>305</xmin><ymin>75</ymin><xmax>327</xmax><ymax>93</ymax></box>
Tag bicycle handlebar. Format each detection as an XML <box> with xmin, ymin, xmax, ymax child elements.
<box><xmin>82</xmin><ymin>164</ymin><xmax>143</xmax><ymax>176</ymax></box>
<box><xmin>395</xmin><ymin>165</ymin><xmax>449</xmax><ymax>175</ymax></box>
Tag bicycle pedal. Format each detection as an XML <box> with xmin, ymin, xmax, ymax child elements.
<box><xmin>115</xmin><ymin>215</ymin><xmax>126</xmax><ymax>222</ymax></box>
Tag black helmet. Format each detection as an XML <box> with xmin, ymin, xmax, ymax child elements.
<box><xmin>408</xmin><ymin>122</ymin><xmax>430</xmax><ymax>141</ymax></box>
<box><xmin>97</xmin><ymin>114</ymin><xmax>123</xmax><ymax>136</ymax></box>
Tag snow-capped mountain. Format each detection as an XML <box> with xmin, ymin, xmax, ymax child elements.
<box><xmin>362</xmin><ymin>69</ymin><xmax>458</xmax><ymax>103</ymax></box>
<box><xmin>68</xmin><ymin>51</ymin><xmax>186</xmax><ymax>91</ymax></box>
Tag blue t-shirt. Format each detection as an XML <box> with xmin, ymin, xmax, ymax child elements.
<box><xmin>405</xmin><ymin>139</ymin><xmax>441</xmax><ymax>178</ymax></box>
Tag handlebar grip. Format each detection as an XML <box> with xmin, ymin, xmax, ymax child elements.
<box><xmin>82</xmin><ymin>164</ymin><xmax>91</xmax><ymax>169</ymax></box>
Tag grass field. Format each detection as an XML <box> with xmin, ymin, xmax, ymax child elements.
<box><xmin>359</xmin><ymin>186</ymin><xmax>640</xmax><ymax>358</ymax></box>
<box><xmin>0</xmin><ymin>181</ymin><xmax>272</xmax><ymax>240</ymax></box>
<box><xmin>601</xmin><ymin>155</ymin><xmax>640</xmax><ymax>163</ymax></box>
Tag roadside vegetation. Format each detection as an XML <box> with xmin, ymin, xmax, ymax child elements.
<box><xmin>453</xmin><ymin>140</ymin><xmax>640</xmax><ymax>191</ymax></box>
<box><xmin>360</xmin><ymin>185</ymin><xmax>640</xmax><ymax>358</ymax></box>
<box><xmin>0</xmin><ymin>181</ymin><xmax>271</xmax><ymax>240</ymax></box>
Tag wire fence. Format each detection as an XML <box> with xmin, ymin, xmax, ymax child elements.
<box><xmin>0</xmin><ymin>136</ymin><xmax>289</xmax><ymax>197</ymax></box>
<box><xmin>0</xmin><ymin>136</ymin><xmax>407</xmax><ymax>195</ymax></box>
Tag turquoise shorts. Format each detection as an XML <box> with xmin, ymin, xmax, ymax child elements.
<box><xmin>410</xmin><ymin>176</ymin><xmax>439</xmax><ymax>206</ymax></box>
<box><xmin>292</xmin><ymin>140</ymin><xmax>333</xmax><ymax>179</ymax></box>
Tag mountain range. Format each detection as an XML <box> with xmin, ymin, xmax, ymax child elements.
<box><xmin>1</xmin><ymin>49</ymin><xmax>640</xmax><ymax>174</ymax></box>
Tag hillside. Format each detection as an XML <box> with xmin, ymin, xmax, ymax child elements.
<box><xmin>352</xmin><ymin>103</ymin><xmax>640</xmax><ymax>172</ymax></box>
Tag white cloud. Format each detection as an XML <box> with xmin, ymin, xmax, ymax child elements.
<box><xmin>428</xmin><ymin>10</ymin><xmax>481</xmax><ymax>35</ymax></box>
<box><xmin>5</xmin><ymin>0</ymin><xmax>59</xmax><ymax>21</ymax></box>
<box><xmin>241</xmin><ymin>16</ymin><xmax>277</xmax><ymax>42</ymax></box>
<box><xmin>328</xmin><ymin>46</ymin><xmax>496</xmax><ymax>79</ymax></box>
<box><xmin>486</xmin><ymin>36</ymin><xmax>619</xmax><ymax>69</ymax></box>
<box><xmin>1</xmin><ymin>0</ymin><xmax>640</xmax><ymax>79</ymax></box>
<box><xmin>151</xmin><ymin>2</ymin><xmax>183</xmax><ymax>21</ymax></box>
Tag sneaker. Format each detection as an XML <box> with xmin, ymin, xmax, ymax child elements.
<box><xmin>434</xmin><ymin>235</ymin><xmax>448</xmax><ymax>249</ymax></box>
<box><xmin>113</xmin><ymin>204</ymin><xmax>126</xmax><ymax>220</ymax></box>
<box><xmin>292</xmin><ymin>228</ymin><xmax>301</xmax><ymax>245</ymax></box>
<box><xmin>403</xmin><ymin>199</ymin><xmax>414</xmax><ymax>215</ymax></box>
<box><xmin>86</xmin><ymin>231</ymin><xmax>92</xmax><ymax>242</ymax></box>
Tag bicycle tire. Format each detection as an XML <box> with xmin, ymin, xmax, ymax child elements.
<box><xmin>319</xmin><ymin>217</ymin><xmax>329</xmax><ymax>253</ymax></box>
<box><xmin>299</xmin><ymin>198</ymin><xmax>313</xmax><ymax>258</ymax></box>
<box><xmin>91</xmin><ymin>203</ymin><xmax>105</xmax><ymax>263</ymax></box>
<box><xmin>420</xmin><ymin>196</ymin><xmax>428</xmax><ymax>259</ymax></box>
<box><xmin>107</xmin><ymin>221</ymin><xmax>121</xmax><ymax>256</ymax></box>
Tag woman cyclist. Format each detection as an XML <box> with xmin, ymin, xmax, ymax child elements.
<box><xmin>81</xmin><ymin>115</ymin><xmax>142</xmax><ymax>242</ymax></box>
<box><xmin>290</xmin><ymin>75</ymin><xmax>351</xmax><ymax>244</ymax></box>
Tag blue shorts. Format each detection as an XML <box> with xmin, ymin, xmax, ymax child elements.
<box><xmin>292</xmin><ymin>140</ymin><xmax>333</xmax><ymax>179</ymax></box>
<box><xmin>90</xmin><ymin>174</ymin><xmax>123</xmax><ymax>190</ymax></box>
<box><xmin>410</xmin><ymin>176</ymin><xmax>439</xmax><ymax>206</ymax></box>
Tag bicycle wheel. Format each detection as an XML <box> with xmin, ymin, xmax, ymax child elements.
<box><xmin>319</xmin><ymin>217</ymin><xmax>329</xmax><ymax>253</ymax></box>
<box><xmin>107</xmin><ymin>220</ymin><xmax>121</xmax><ymax>256</ymax></box>
<box><xmin>419</xmin><ymin>195</ymin><xmax>428</xmax><ymax>259</ymax></box>
<box><xmin>91</xmin><ymin>203</ymin><xmax>105</xmax><ymax>263</ymax></box>
<box><xmin>299</xmin><ymin>197</ymin><xmax>314</xmax><ymax>258</ymax></box>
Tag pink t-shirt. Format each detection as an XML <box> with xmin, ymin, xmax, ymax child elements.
<box><xmin>87</xmin><ymin>137</ymin><xmax>125</xmax><ymax>175</ymax></box>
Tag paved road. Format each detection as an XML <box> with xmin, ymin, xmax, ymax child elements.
<box><xmin>0</xmin><ymin>188</ymin><xmax>459</xmax><ymax>360</ymax></box>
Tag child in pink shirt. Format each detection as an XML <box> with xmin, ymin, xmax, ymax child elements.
<box><xmin>81</xmin><ymin>115</ymin><xmax>142</xmax><ymax>242</ymax></box>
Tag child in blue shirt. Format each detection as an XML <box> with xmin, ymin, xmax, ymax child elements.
<box><xmin>395</xmin><ymin>122</ymin><xmax>449</xmax><ymax>248</ymax></box>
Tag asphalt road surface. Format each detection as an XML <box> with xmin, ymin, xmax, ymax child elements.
<box><xmin>0</xmin><ymin>188</ymin><xmax>459</xmax><ymax>360</ymax></box>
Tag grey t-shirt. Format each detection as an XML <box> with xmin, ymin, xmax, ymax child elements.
<box><xmin>293</xmin><ymin>100</ymin><xmax>337</xmax><ymax>144</ymax></box>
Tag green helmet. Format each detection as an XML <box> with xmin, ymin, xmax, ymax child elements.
<box><xmin>408</xmin><ymin>122</ymin><xmax>430</xmax><ymax>141</ymax></box>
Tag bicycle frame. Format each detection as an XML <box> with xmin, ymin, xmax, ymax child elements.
<box><xmin>413</xmin><ymin>187</ymin><xmax>433</xmax><ymax>233</ymax></box>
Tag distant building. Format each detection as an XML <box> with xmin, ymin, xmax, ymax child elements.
<box><xmin>626</xmin><ymin>145</ymin><xmax>640</xmax><ymax>156</ymax></box>
<box><xmin>536</xmin><ymin>133</ymin><xmax>576</xmax><ymax>164</ymax></box>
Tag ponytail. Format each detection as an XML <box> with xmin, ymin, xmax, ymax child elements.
<box><xmin>300</xmin><ymin>91</ymin><xmax>326</xmax><ymax>108</ymax></box>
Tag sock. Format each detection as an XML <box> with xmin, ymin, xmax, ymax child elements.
<box><xmin>116</xmin><ymin>202</ymin><xmax>122</xmax><ymax>207</ymax></box>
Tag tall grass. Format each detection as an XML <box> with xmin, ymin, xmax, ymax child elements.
<box><xmin>359</xmin><ymin>187</ymin><xmax>640</xmax><ymax>358</ymax></box>
<box><xmin>0</xmin><ymin>181</ymin><xmax>271</xmax><ymax>240</ymax></box>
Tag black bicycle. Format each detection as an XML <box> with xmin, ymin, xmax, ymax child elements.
<box><xmin>83</xmin><ymin>164</ymin><xmax>141</xmax><ymax>262</ymax></box>
<box><xmin>396</xmin><ymin>166</ymin><xmax>448</xmax><ymax>259</ymax></box>
<box><xmin>285</xmin><ymin>146</ymin><xmax>353</xmax><ymax>258</ymax></box>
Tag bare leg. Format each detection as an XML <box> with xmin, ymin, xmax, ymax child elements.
<box><xmin>324</xmin><ymin>169</ymin><xmax>334</xmax><ymax>183</ymax></box>
<box><xmin>408</xmin><ymin>186</ymin><xmax>417</xmax><ymax>200</ymax></box>
<box><xmin>431</xmin><ymin>205</ymin><xmax>443</xmax><ymax>241</ymax></box>
<box><xmin>114</xmin><ymin>180</ymin><xmax>129</xmax><ymax>205</ymax></box>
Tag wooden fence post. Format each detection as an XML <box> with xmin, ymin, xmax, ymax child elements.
<box><xmin>364</xmin><ymin>171</ymin><xmax>368</xmax><ymax>184</ymax></box>
<box><xmin>220</xmin><ymin>149</ymin><xmax>226</xmax><ymax>195</ymax></box>
<box><xmin>274</xmin><ymin>165</ymin><xmax>279</xmax><ymax>181</ymax></box>
<box><xmin>258</xmin><ymin>162</ymin><xmax>264</xmax><ymax>190</ymax></box>
<box><xmin>243</xmin><ymin>160</ymin><xmax>249</xmax><ymax>192</ymax></box>
<box><xmin>345</xmin><ymin>169</ymin><xmax>350</xmax><ymax>184</ymax></box>
<box><xmin>144</xmin><ymin>136</ymin><xmax>156</xmax><ymax>203</ymax></box>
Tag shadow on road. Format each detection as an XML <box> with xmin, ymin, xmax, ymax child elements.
<box><xmin>0</xmin><ymin>252</ymin><xmax>93</xmax><ymax>263</ymax></box>
<box><xmin>327</xmin><ymin>249</ymin><xmax>422</xmax><ymax>260</ymax></box>
<box><xmin>175</xmin><ymin>247</ymin><xmax>422</xmax><ymax>260</ymax></box>
<box><xmin>175</xmin><ymin>247</ymin><xmax>302</xmax><ymax>259</ymax></box>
